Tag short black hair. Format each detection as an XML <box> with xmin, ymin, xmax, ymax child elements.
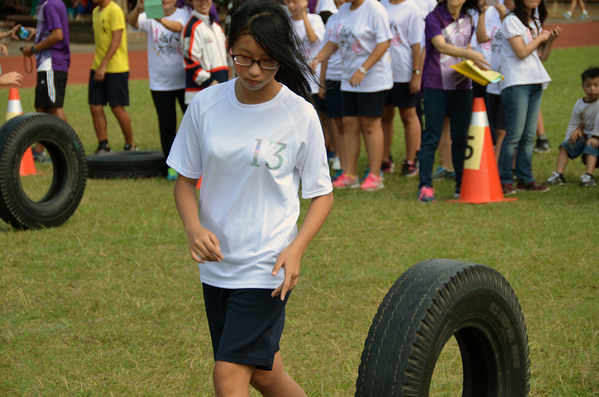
<box><xmin>581</xmin><ymin>67</ymin><xmax>599</xmax><ymax>82</ymax></box>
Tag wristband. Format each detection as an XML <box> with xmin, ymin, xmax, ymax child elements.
<box><xmin>358</xmin><ymin>66</ymin><xmax>367</xmax><ymax>74</ymax></box>
<box><xmin>31</xmin><ymin>46</ymin><xmax>37</xmax><ymax>55</ymax></box>
<box><xmin>412</xmin><ymin>70</ymin><xmax>420</xmax><ymax>75</ymax></box>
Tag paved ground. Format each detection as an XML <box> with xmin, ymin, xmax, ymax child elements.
<box><xmin>1</xmin><ymin>6</ymin><xmax>598</xmax><ymax>89</ymax></box>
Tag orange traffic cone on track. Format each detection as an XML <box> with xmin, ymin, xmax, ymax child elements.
<box><xmin>6</xmin><ymin>88</ymin><xmax>23</xmax><ymax>121</ymax></box>
<box><xmin>452</xmin><ymin>97</ymin><xmax>515</xmax><ymax>204</ymax></box>
<box><xmin>6</xmin><ymin>89</ymin><xmax>38</xmax><ymax>176</ymax></box>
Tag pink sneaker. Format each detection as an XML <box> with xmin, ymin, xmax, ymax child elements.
<box><xmin>418</xmin><ymin>186</ymin><xmax>437</xmax><ymax>203</ymax></box>
<box><xmin>360</xmin><ymin>173</ymin><xmax>384</xmax><ymax>191</ymax></box>
<box><xmin>332</xmin><ymin>172</ymin><xmax>360</xmax><ymax>189</ymax></box>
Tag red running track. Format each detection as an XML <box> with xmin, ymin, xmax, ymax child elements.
<box><xmin>1</xmin><ymin>20</ymin><xmax>598</xmax><ymax>89</ymax></box>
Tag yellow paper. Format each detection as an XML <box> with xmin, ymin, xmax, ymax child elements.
<box><xmin>450</xmin><ymin>60</ymin><xmax>504</xmax><ymax>86</ymax></box>
<box><xmin>464</xmin><ymin>125</ymin><xmax>486</xmax><ymax>170</ymax></box>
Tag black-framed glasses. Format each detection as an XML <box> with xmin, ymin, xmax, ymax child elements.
<box><xmin>231</xmin><ymin>54</ymin><xmax>279</xmax><ymax>70</ymax></box>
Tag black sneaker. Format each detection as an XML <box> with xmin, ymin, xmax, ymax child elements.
<box><xmin>544</xmin><ymin>172</ymin><xmax>566</xmax><ymax>186</ymax></box>
<box><xmin>95</xmin><ymin>141</ymin><xmax>112</xmax><ymax>154</ymax></box>
<box><xmin>124</xmin><ymin>144</ymin><xmax>138</xmax><ymax>151</ymax></box>
<box><xmin>534</xmin><ymin>138</ymin><xmax>551</xmax><ymax>153</ymax></box>
<box><xmin>401</xmin><ymin>160</ymin><xmax>418</xmax><ymax>177</ymax></box>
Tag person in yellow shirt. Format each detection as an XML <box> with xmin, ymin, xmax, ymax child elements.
<box><xmin>89</xmin><ymin>0</ymin><xmax>136</xmax><ymax>153</ymax></box>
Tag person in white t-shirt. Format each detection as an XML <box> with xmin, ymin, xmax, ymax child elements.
<box><xmin>381</xmin><ymin>0</ymin><xmax>423</xmax><ymax>178</ymax></box>
<box><xmin>497</xmin><ymin>0</ymin><xmax>561</xmax><ymax>194</ymax></box>
<box><xmin>129</xmin><ymin>0</ymin><xmax>190</xmax><ymax>178</ymax></box>
<box><xmin>312</xmin><ymin>0</ymin><xmax>392</xmax><ymax>191</ymax></box>
<box><xmin>167</xmin><ymin>1</ymin><xmax>333</xmax><ymax>395</ymax></box>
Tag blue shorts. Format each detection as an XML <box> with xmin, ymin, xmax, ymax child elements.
<box><xmin>385</xmin><ymin>82</ymin><xmax>418</xmax><ymax>108</ymax></box>
<box><xmin>325</xmin><ymin>80</ymin><xmax>343</xmax><ymax>118</ymax></box>
<box><xmin>88</xmin><ymin>70</ymin><xmax>130</xmax><ymax>107</ymax></box>
<box><xmin>341</xmin><ymin>90</ymin><xmax>388</xmax><ymax>117</ymax></box>
<box><xmin>202</xmin><ymin>283</ymin><xmax>289</xmax><ymax>371</ymax></box>
<box><xmin>560</xmin><ymin>137</ymin><xmax>599</xmax><ymax>160</ymax></box>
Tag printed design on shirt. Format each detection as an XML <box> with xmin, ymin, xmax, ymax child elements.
<box><xmin>390</xmin><ymin>21</ymin><xmax>402</xmax><ymax>47</ymax></box>
<box><xmin>439</xmin><ymin>17</ymin><xmax>472</xmax><ymax>88</ymax></box>
<box><xmin>483</xmin><ymin>26</ymin><xmax>502</xmax><ymax>53</ymax></box>
<box><xmin>338</xmin><ymin>25</ymin><xmax>362</xmax><ymax>54</ymax></box>
<box><xmin>250</xmin><ymin>139</ymin><xmax>288</xmax><ymax>170</ymax></box>
<box><xmin>152</xmin><ymin>28</ymin><xmax>182</xmax><ymax>56</ymax></box>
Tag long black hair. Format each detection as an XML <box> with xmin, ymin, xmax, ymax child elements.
<box><xmin>512</xmin><ymin>0</ymin><xmax>547</xmax><ymax>35</ymax></box>
<box><xmin>227</xmin><ymin>0</ymin><xmax>315</xmax><ymax>102</ymax></box>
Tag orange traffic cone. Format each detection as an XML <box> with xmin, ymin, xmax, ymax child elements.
<box><xmin>6</xmin><ymin>89</ymin><xmax>38</xmax><ymax>176</ymax></box>
<box><xmin>20</xmin><ymin>148</ymin><xmax>37</xmax><ymax>176</ymax></box>
<box><xmin>452</xmin><ymin>97</ymin><xmax>515</xmax><ymax>204</ymax></box>
<box><xmin>196</xmin><ymin>175</ymin><xmax>202</xmax><ymax>189</ymax></box>
<box><xmin>6</xmin><ymin>88</ymin><xmax>23</xmax><ymax>121</ymax></box>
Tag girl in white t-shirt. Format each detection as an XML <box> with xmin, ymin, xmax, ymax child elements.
<box><xmin>167</xmin><ymin>0</ymin><xmax>333</xmax><ymax>395</ymax></box>
<box><xmin>312</xmin><ymin>0</ymin><xmax>392</xmax><ymax>191</ymax></box>
<box><xmin>497</xmin><ymin>0</ymin><xmax>560</xmax><ymax>194</ymax></box>
<box><xmin>128</xmin><ymin>0</ymin><xmax>190</xmax><ymax>175</ymax></box>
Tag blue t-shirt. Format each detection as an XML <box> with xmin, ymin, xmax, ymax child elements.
<box><xmin>35</xmin><ymin>0</ymin><xmax>71</xmax><ymax>72</ymax></box>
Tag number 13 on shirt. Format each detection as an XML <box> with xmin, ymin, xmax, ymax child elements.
<box><xmin>250</xmin><ymin>139</ymin><xmax>288</xmax><ymax>170</ymax></box>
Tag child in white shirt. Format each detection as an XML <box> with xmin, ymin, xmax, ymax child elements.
<box><xmin>544</xmin><ymin>67</ymin><xmax>599</xmax><ymax>187</ymax></box>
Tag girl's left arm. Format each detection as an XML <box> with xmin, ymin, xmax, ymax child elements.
<box><xmin>350</xmin><ymin>39</ymin><xmax>391</xmax><ymax>87</ymax></box>
<box><xmin>538</xmin><ymin>26</ymin><xmax>561</xmax><ymax>62</ymax></box>
<box><xmin>271</xmin><ymin>192</ymin><xmax>334</xmax><ymax>300</ymax></box>
<box><xmin>431</xmin><ymin>35</ymin><xmax>491</xmax><ymax>69</ymax></box>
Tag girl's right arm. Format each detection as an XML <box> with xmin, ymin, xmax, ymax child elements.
<box><xmin>431</xmin><ymin>35</ymin><xmax>491</xmax><ymax>69</ymax></box>
<box><xmin>311</xmin><ymin>41</ymin><xmax>339</xmax><ymax>70</ymax></box>
<box><xmin>174</xmin><ymin>175</ymin><xmax>223</xmax><ymax>264</ymax></box>
<box><xmin>128</xmin><ymin>0</ymin><xmax>144</xmax><ymax>29</ymax></box>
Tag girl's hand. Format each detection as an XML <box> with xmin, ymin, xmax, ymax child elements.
<box><xmin>350</xmin><ymin>69</ymin><xmax>365</xmax><ymax>87</ymax></box>
<box><xmin>587</xmin><ymin>137</ymin><xmax>599</xmax><ymax>148</ymax></box>
<box><xmin>318</xmin><ymin>85</ymin><xmax>326</xmax><ymax>100</ymax></box>
<box><xmin>549</xmin><ymin>26</ymin><xmax>562</xmax><ymax>40</ymax></box>
<box><xmin>136</xmin><ymin>0</ymin><xmax>144</xmax><ymax>11</ymax></box>
<box><xmin>470</xmin><ymin>51</ymin><xmax>491</xmax><ymax>70</ymax></box>
<box><xmin>185</xmin><ymin>224</ymin><xmax>223</xmax><ymax>264</ymax></box>
<box><xmin>0</xmin><ymin>71</ymin><xmax>23</xmax><ymax>87</ymax></box>
<box><xmin>409</xmin><ymin>72</ymin><xmax>421</xmax><ymax>94</ymax></box>
<box><xmin>539</xmin><ymin>30</ymin><xmax>551</xmax><ymax>42</ymax></box>
<box><xmin>271</xmin><ymin>244</ymin><xmax>303</xmax><ymax>300</ymax></box>
<box><xmin>495</xmin><ymin>3</ymin><xmax>507</xmax><ymax>19</ymax></box>
<box><xmin>299</xmin><ymin>0</ymin><xmax>309</xmax><ymax>14</ymax></box>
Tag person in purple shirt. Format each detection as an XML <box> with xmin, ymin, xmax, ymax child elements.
<box><xmin>14</xmin><ymin>0</ymin><xmax>70</xmax><ymax>161</ymax></box>
<box><xmin>417</xmin><ymin>0</ymin><xmax>489</xmax><ymax>203</ymax></box>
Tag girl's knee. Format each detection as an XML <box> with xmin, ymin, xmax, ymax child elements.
<box><xmin>250</xmin><ymin>369</ymin><xmax>277</xmax><ymax>392</ymax></box>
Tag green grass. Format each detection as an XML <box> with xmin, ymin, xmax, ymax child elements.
<box><xmin>1</xmin><ymin>46</ymin><xmax>599</xmax><ymax>396</ymax></box>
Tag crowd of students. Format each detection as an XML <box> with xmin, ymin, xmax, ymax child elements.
<box><xmin>0</xmin><ymin>0</ymin><xmax>596</xmax><ymax>199</ymax></box>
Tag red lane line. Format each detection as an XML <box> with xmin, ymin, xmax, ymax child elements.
<box><xmin>1</xmin><ymin>50</ymin><xmax>149</xmax><ymax>88</ymax></box>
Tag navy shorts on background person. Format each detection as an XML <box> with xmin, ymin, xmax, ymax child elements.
<box><xmin>341</xmin><ymin>90</ymin><xmax>388</xmax><ymax>117</ymax></box>
<box><xmin>202</xmin><ymin>283</ymin><xmax>289</xmax><ymax>371</ymax></box>
<box><xmin>35</xmin><ymin>70</ymin><xmax>68</xmax><ymax>108</ymax></box>
<box><xmin>386</xmin><ymin>82</ymin><xmax>418</xmax><ymax>108</ymax></box>
<box><xmin>88</xmin><ymin>70</ymin><xmax>130</xmax><ymax>107</ymax></box>
<box><xmin>325</xmin><ymin>80</ymin><xmax>343</xmax><ymax>118</ymax></box>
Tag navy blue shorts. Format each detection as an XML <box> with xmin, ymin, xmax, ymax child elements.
<box><xmin>202</xmin><ymin>283</ymin><xmax>289</xmax><ymax>371</ymax></box>
<box><xmin>386</xmin><ymin>82</ymin><xmax>418</xmax><ymax>108</ymax></box>
<box><xmin>311</xmin><ymin>93</ymin><xmax>326</xmax><ymax>112</ymax></box>
<box><xmin>325</xmin><ymin>80</ymin><xmax>343</xmax><ymax>118</ymax></box>
<box><xmin>88</xmin><ymin>70</ymin><xmax>130</xmax><ymax>107</ymax></box>
<box><xmin>341</xmin><ymin>89</ymin><xmax>388</xmax><ymax>118</ymax></box>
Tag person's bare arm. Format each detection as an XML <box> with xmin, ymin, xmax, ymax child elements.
<box><xmin>431</xmin><ymin>34</ymin><xmax>491</xmax><ymax>69</ymax></box>
<box><xmin>21</xmin><ymin>28</ymin><xmax>63</xmax><ymax>56</ymax></box>
<box><xmin>94</xmin><ymin>29</ymin><xmax>123</xmax><ymax>82</ymax></box>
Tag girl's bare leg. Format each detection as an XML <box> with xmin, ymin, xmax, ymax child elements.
<box><xmin>250</xmin><ymin>353</ymin><xmax>307</xmax><ymax>397</ymax></box>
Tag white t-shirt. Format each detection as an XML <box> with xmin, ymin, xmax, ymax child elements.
<box><xmin>499</xmin><ymin>14</ymin><xmax>550</xmax><ymax>92</ymax></box>
<box><xmin>324</xmin><ymin>12</ymin><xmax>343</xmax><ymax>81</ymax></box>
<box><xmin>166</xmin><ymin>80</ymin><xmax>333</xmax><ymax>289</ymax></box>
<box><xmin>381</xmin><ymin>0</ymin><xmax>423</xmax><ymax>83</ymax></box>
<box><xmin>563</xmin><ymin>98</ymin><xmax>599</xmax><ymax>140</ymax></box>
<box><xmin>414</xmin><ymin>0</ymin><xmax>436</xmax><ymax>18</ymax></box>
<box><xmin>329</xmin><ymin>0</ymin><xmax>393</xmax><ymax>93</ymax></box>
<box><xmin>316</xmin><ymin>0</ymin><xmax>338</xmax><ymax>14</ymax></box>
<box><xmin>292</xmin><ymin>14</ymin><xmax>326</xmax><ymax>94</ymax></box>
<box><xmin>134</xmin><ymin>8</ymin><xmax>190</xmax><ymax>91</ymax></box>
<box><xmin>482</xmin><ymin>6</ymin><xmax>503</xmax><ymax>95</ymax></box>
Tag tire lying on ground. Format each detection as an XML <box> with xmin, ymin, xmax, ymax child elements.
<box><xmin>86</xmin><ymin>150</ymin><xmax>168</xmax><ymax>179</ymax></box>
<box><xmin>0</xmin><ymin>114</ymin><xmax>87</xmax><ymax>230</ymax></box>
<box><xmin>355</xmin><ymin>259</ymin><xmax>530</xmax><ymax>397</ymax></box>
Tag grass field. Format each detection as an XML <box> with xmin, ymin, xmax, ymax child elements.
<box><xmin>1</xmin><ymin>46</ymin><xmax>598</xmax><ymax>396</ymax></box>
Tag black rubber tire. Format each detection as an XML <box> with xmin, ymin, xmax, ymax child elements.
<box><xmin>0</xmin><ymin>113</ymin><xmax>87</xmax><ymax>230</ymax></box>
<box><xmin>355</xmin><ymin>259</ymin><xmax>530</xmax><ymax>397</ymax></box>
<box><xmin>86</xmin><ymin>150</ymin><xmax>168</xmax><ymax>179</ymax></box>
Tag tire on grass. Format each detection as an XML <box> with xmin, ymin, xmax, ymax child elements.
<box><xmin>86</xmin><ymin>150</ymin><xmax>168</xmax><ymax>179</ymax></box>
<box><xmin>0</xmin><ymin>114</ymin><xmax>87</xmax><ymax>230</ymax></box>
<box><xmin>355</xmin><ymin>259</ymin><xmax>530</xmax><ymax>397</ymax></box>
